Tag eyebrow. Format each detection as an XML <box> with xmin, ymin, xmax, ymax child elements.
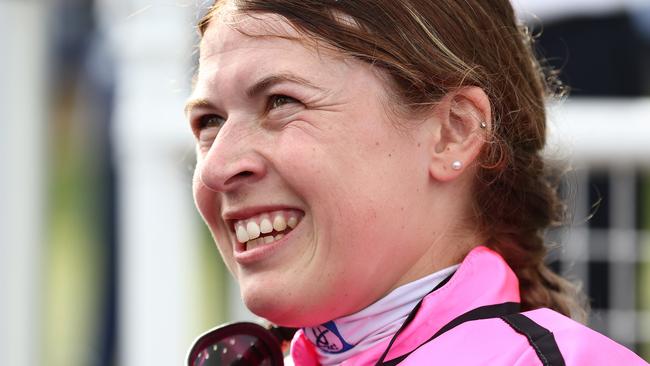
<box><xmin>245</xmin><ymin>73</ymin><xmax>324</xmax><ymax>98</ymax></box>
<box><xmin>184</xmin><ymin>98</ymin><xmax>215</xmax><ymax>116</ymax></box>
<box><xmin>184</xmin><ymin>72</ymin><xmax>324</xmax><ymax>116</ymax></box>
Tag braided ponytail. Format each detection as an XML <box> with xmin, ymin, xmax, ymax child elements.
<box><xmin>472</xmin><ymin>14</ymin><xmax>588</xmax><ymax>321</ymax></box>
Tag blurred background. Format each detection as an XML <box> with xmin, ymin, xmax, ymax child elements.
<box><xmin>0</xmin><ymin>0</ymin><xmax>649</xmax><ymax>365</ymax></box>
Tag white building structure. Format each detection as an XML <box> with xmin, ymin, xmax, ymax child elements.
<box><xmin>512</xmin><ymin>0</ymin><xmax>650</xmax><ymax>21</ymax></box>
<box><xmin>0</xmin><ymin>2</ymin><xmax>48</xmax><ymax>366</ymax></box>
<box><xmin>96</xmin><ymin>1</ymin><xmax>206</xmax><ymax>365</ymax></box>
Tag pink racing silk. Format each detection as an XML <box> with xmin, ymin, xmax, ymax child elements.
<box><xmin>289</xmin><ymin>246</ymin><xmax>648</xmax><ymax>365</ymax></box>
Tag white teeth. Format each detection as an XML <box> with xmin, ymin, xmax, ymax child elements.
<box><xmin>233</xmin><ymin>210</ymin><xmax>303</xmax><ymax>248</ymax></box>
<box><xmin>273</xmin><ymin>215</ymin><xmax>287</xmax><ymax>231</ymax></box>
<box><xmin>236</xmin><ymin>225</ymin><xmax>249</xmax><ymax>244</ymax></box>
<box><xmin>246</xmin><ymin>221</ymin><xmax>261</xmax><ymax>240</ymax></box>
<box><xmin>260</xmin><ymin>217</ymin><xmax>273</xmax><ymax>234</ymax></box>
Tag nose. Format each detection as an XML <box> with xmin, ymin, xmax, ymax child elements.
<box><xmin>197</xmin><ymin>125</ymin><xmax>267</xmax><ymax>193</ymax></box>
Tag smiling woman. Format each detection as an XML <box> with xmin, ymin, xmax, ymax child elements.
<box><xmin>191</xmin><ymin>13</ymin><xmax>444</xmax><ymax>327</ymax></box>
<box><xmin>185</xmin><ymin>1</ymin><xmax>647</xmax><ymax>365</ymax></box>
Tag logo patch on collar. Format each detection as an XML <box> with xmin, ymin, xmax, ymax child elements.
<box><xmin>307</xmin><ymin>321</ymin><xmax>354</xmax><ymax>354</ymax></box>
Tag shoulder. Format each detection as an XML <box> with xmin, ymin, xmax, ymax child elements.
<box><xmin>523</xmin><ymin>308</ymin><xmax>647</xmax><ymax>365</ymax></box>
<box><xmin>400</xmin><ymin>314</ymin><xmax>541</xmax><ymax>365</ymax></box>
<box><xmin>400</xmin><ymin>308</ymin><xmax>647</xmax><ymax>365</ymax></box>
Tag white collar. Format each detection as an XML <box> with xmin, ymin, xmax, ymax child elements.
<box><xmin>303</xmin><ymin>265</ymin><xmax>459</xmax><ymax>365</ymax></box>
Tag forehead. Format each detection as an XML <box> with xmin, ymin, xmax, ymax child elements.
<box><xmin>201</xmin><ymin>11</ymin><xmax>302</xmax><ymax>56</ymax></box>
<box><xmin>195</xmin><ymin>11</ymin><xmax>347</xmax><ymax>90</ymax></box>
<box><xmin>199</xmin><ymin>10</ymin><xmax>351</xmax><ymax>68</ymax></box>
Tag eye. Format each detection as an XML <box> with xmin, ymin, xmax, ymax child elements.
<box><xmin>194</xmin><ymin>114</ymin><xmax>225</xmax><ymax>151</ymax></box>
<box><xmin>269</xmin><ymin>95</ymin><xmax>299</xmax><ymax>110</ymax></box>
<box><xmin>197</xmin><ymin>114</ymin><xmax>225</xmax><ymax>130</ymax></box>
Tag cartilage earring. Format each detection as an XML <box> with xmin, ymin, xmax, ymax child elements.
<box><xmin>451</xmin><ymin>160</ymin><xmax>463</xmax><ymax>170</ymax></box>
<box><xmin>480</xmin><ymin>121</ymin><xmax>487</xmax><ymax>129</ymax></box>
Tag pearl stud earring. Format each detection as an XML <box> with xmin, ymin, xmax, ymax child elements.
<box><xmin>451</xmin><ymin>160</ymin><xmax>463</xmax><ymax>170</ymax></box>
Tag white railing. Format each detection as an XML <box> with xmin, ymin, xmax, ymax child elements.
<box><xmin>546</xmin><ymin>98</ymin><xmax>650</xmax><ymax>354</ymax></box>
<box><xmin>546</xmin><ymin>98</ymin><xmax>650</xmax><ymax>166</ymax></box>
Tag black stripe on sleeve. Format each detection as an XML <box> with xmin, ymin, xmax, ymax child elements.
<box><xmin>500</xmin><ymin>313</ymin><xmax>566</xmax><ymax>366</ymax></box>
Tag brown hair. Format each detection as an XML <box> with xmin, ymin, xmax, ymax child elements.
<box><xmin>198</xmin><ymin>0</ymin><xmax>587</xmax><ymax>320</ymax></box>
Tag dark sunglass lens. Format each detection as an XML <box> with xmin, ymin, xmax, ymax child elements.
<box><xmin>192</xmin><ymin>335</ymin><xmax>274</xmax><ymax>366</ymax></box>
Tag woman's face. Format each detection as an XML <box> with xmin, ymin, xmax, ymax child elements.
<box><xmin>189</xmin><ymin>12</ymin><xmax>450</xmax><ymax>326</ymax></box>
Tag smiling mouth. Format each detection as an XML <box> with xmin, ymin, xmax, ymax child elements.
<box><xmin>232</xmin><ymin>209</ymin><xmax>304</xmax><ymax>251</ymax></box>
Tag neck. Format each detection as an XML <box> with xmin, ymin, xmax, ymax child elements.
<box><xmin>303</xmin><ymin>265</ymin><xmax>459</xmax><ymax>366</ymax></box>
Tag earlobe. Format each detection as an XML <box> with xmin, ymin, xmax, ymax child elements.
<box><xmin>428</xmin><ymin>87</ymin><xmax>491</xmax><ymax>182</ymax></box>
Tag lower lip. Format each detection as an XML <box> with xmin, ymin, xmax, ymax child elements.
<box><xmin>233</xmin><ymin>226</ymin><xmax>297</xmax><ymax>265</ymax></box>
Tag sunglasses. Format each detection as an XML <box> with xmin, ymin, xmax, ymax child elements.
<box><xmin>187</xmin><ymin>322</ymin><xmax>295</xmax><ymax>366</ymax></box>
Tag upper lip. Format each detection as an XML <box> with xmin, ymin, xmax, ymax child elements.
<box><xmin>222</xmin><ymin>205</ymin><xmax>304</xmax><ymax>228</ymax></box>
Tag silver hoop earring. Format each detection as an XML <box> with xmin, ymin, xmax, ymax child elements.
<box><xmin>480</xmin><ymin>122</ymin><xmax>487</xmax><ymax>129</ymax></box>
<box><xmin>451</xmin><ymin>160</ymin><xmax>463</xmax><ymax>171</ymax></box>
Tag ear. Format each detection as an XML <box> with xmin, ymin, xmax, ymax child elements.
<box><xmin>427</xmin><ymin>87</ymin><xmax>491</xmax><ymax>182</ymax></box>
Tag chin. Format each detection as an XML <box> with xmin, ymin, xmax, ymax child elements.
<box><xmin>242</xmin><ymin>289</ymin><xmax>301</xmax><ymax>327</ymax></box>
<box><xmin>240</xmin><ymin>280</ymin><xmax>332</xmax><ymax>328</ymax></box>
